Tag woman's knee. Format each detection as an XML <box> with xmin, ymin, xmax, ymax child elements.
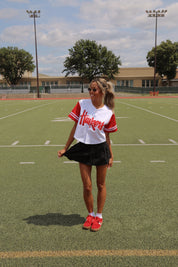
<box><xmin>83</xmin><ymin>183</ymin><xmax>92</xmax><ymax>194</ymax></box>
<box><xmin>97</xmin><ymin>182</ymin><xmax>106</xmax><ymax>192</ymax></box>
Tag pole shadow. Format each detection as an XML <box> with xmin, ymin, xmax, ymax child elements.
<box><xmin>23</xmin><ymin>213</ymin><xmax>85</xmax><ymax>227</ymax></box>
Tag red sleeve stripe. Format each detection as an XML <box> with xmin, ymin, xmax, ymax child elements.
<box><xmin>104</xmin><ymin>125</ymin><xmax>118</xmax><ymax>132</ymax></box>
<box><xmin>68</xmin><ymin>112</ymin><xmax>79</xmax><ymax>122</ymax></box>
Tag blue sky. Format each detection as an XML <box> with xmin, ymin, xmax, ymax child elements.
<box><xmin>0</xmin><ymin>0</ymin><xmax>177</xmax><ymax>76</ymax></box>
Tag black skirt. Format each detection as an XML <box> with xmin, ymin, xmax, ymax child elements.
<box><xmin>64</xmin><ymin>142</ymin><xmax>111</xmax><ymax>166</ymax></box>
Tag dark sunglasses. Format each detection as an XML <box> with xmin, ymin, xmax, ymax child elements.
<box><xmin>88</xmin><ymin>88</ymin><xmax>97</xmax><ymax>92</ymax></box>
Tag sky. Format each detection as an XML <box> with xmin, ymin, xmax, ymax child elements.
<box><xmin>0</xmin><ymin>0</ymin><xmax>177</xmax><ymax>77</ymax></box>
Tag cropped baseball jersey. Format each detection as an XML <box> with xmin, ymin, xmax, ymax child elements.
<box><xmin>68</xmin><ymin>99</ymin><xmax>117</xmax><ymax>144</ymax></box>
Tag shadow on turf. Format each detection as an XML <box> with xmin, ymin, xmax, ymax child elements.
<box><xmin>23</xmin><ymin>213</ymin><xmax>85</xmax><ymax>227</ymax></box>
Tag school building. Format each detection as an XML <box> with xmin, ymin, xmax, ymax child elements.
<box><xmin>0</xmin><ymin>67</ymin><xmax>178</xmax><ymax>90</ymax></box>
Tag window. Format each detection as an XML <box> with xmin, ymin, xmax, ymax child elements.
<box><xmin>70</xmin><ymin>81</ymin><xmax>81</xmax><ymax>85</ymax></box>
<box><xmin>117</xmin><ymin>80</ymin><xmax>120</xmax><ymax>86</ymax></box>
<box><xmin>117</xmin><ymin>80</ymin><xmax>133</xmax><ymax>87</ymax></box>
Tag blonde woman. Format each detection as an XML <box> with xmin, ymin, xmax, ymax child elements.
<box><xmin>58</xmin><ymin>78</ymin><xmax>118</xmax><ymax>231</ymax></box>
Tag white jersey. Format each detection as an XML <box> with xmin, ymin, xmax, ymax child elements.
<box><xmin>68</xmin><ymin>99</ymin><xmax>117</xmax><ymax>144</ymax></box>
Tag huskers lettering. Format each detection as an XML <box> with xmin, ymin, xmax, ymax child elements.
<box><xmin>79</xmin><ymin>110</ymin><xmax>104</xmax><ymax>131</ymax></box>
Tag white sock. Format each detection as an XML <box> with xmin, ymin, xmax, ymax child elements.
<box><xmin>95</xmin><ymin>213</ymin><xmax>102</xmax><ymax>219</ymax></box>
<box><xmin>89</xmin><ymin>212</ymin><xmax>95</xmax><ymax>217</ymax></box>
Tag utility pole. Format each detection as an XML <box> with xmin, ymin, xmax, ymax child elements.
<box><xmin>146</xmin><ymin>9</ymin><xmax>167</xmax><ymax>93</ymax></box>
<box><xmin>26</xmin><ymin>10</ymin><xmax>40</xmax><ymax>98</ymax></box>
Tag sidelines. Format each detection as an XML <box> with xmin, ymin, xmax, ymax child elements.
<box><xmin>118</xmin><ymin>101</ymin><xmax>178</xmax><ymax>122</ymax></box>
<box><xmin>0</xmin><ymin>250</ymin><xmax>177</xmax><ymax>259</ymax></box>
<box><xmin>0</xmin><ymin>101</ymin><xmax>54</xmax><ymax>120</ymax></box>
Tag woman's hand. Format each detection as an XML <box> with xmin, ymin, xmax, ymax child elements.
<box><xmin>108</xmin><ymin>157</ymin><xmax>113</xmax><ymax>169</ymax></box>
<box><xmin>58</xmin><ymin>148</ymin><xmax>66</xmax><ymax>158</ymax></box>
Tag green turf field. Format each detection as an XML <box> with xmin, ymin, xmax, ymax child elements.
<box><xmin>0</xmin><ymin>97</ymin><xmax>178</xmax><ymax>266</ymax></box>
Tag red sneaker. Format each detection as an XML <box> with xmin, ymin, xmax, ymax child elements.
<box><xmin>91</xmin><ymin>217</ymin><xmax>103</xmax><ymax>232</ymax></box>
<box><xmin>83</xmin><ymin>215</ymin><xmax>94</xmax><ymax>230</ymax></box>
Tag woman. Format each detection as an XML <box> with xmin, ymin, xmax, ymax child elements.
<box><xmin>58</xmin><ymin>78</ymin><xmax>118</xmax><ymax>231</ymax></box>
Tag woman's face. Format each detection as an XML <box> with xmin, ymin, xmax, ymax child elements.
<box><xmin>89</xmin><ymin>82</ymin><xmax>103</xmax><ymax>100</ymax></box>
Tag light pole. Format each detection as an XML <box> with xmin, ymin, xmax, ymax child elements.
<box><xmin>26</xmin><ymin>10</ymin><xmax>40</xmax><ymax>98</ymax></box>
<box><xmin>146</xmin><ymin>9</ymin><xmax>167</xmax><ymax>93</ymax></box>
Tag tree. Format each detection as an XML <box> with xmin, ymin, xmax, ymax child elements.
<box><xmin>0</xmin><ymin>46</ymin><xmax>35</xmax><ymax>85</ymax></box>
<box><xmin>146</xmin><ymin>40</ymin><xmax>178</xmax><ymax>84</ymax></box>
<box><xmin>63</xmin><ymin>39</ymin><xmax>121</xmax><ymax>82</ymax></box>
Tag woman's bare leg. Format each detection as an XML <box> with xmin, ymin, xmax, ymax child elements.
<box><xmin>79</xmin><ymin>163</ymin><xmax>93</xmax><ymax>213</ymax></box>
<box><xmin>96</xmin><ymin>165</ymin><xmax>108</xmax><ymax>214</ymax></box>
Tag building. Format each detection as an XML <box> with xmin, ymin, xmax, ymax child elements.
<box><xmin>0</xmin><ymin>67</ymin><xmax>178</xmax><ymax>89</ymax></box>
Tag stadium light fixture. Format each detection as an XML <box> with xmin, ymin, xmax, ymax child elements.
<box><xmin>26</xmin><ymin>10</ymin><xmax>41</xmax><ymax>98</ymax></box>
<box><xmin>145</xmin><ymin>9</ymin><xmax>167</xmax><ymax>93</ymax></box>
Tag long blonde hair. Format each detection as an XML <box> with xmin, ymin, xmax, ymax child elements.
<box><xmin>90</xmin><ymin>78</ymin><xmax>115</xmax><ymax>109</ymax></box>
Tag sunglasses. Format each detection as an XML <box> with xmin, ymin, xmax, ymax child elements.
<box><xmin>88</xmin><ymin>88</ymin><xmax>97</xmax><ymax>92</ymax></box>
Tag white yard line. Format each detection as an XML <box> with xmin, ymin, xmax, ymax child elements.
<box><xmin>0</xmin><ymin>143</ymin><xmax>177</xmax><ymax>148</ymax></box>
<box><xmin>112</xmin><ymin>143</ymin><xmax>178</xmax><ymax>146</ymax></box>
<box><xmin>115</xmin><ymin>117</ymin><xmax>128</xmax><ymax>119</ymax></box>
<box><xmin>11</xmin><ymin>140</ymin><xmax>19</xmax><ymax>146</ymax></box>
<box><xmin>118</xmin><ymin>101</ymin><xmax>178</xmax><ymax>122</ymax></box>
<box><xmin>19</xmin><ymin>162</ymin><xmax>35</xmax><ymax>165</ymax></box>
<box><xmin>0</xmin><ymin>102</ymin><xmax>52</xmax><ymax>120</ymax></box>
<box><xmin>150</xmin><ymin>160</ymin><xmax>166</xmax><ymax>163</ymax></box>
<box><xmin>63</xmin><ymin>161</ymin><xmax>78</xmax><ymax>164</ymax></box>
<box><xmin>138</xmin><ymin>139</ymin><xmax>145</xmax><ymax>144</ymax></box>
<box><xmin>52</xmin><ymin>117</ymin><xmax>71</xmax><ymax>122</ymax></box>
<box><xmin>0</xmin><ymin>144</ymin><xmax>64</xmax><ymax>148</ymax></box>
<box><xmin>45</xmin><ymin>140</ymin><xmax>51</xmax><ymax>145</ymax></box>
<box><xmin>168</xmin><ymin>139</ymin><xmax>177</xmax><ymax>144</ymax></box>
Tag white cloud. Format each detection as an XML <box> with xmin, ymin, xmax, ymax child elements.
<box><xmin>79</xmin><ymin>0</ymin><xmax>163</xmax><ymax>28</ymax></box>
<box><xmin>48</xmin><ymin>0</ymin><xmax>81</xmax><ymax>7</ymax></box>
<box><xmin>39</xmin><ymin>54</ymin><xmax>66</xmax><ymax>76</ymax></box>
<box><xmin>0</xmin><ymin>25</ymin><xmax>33</xmax><ymax>46</ymax></box>
<box><xmin>7</xmin><ymin>0</ymin><xmax>29</xmax><ymax>3</ymax></box>
<box><xmin>0</xmin><ymin>8</ymin><xmax>20</xmax><ymax>19</ymax></box>
<box><xmin>1</xmin><ymin>0</ymin><xmax>177</xmax><ymax>75</ymax></box>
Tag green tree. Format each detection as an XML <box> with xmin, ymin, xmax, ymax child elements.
<box><xmin>63</xmin><ymin>39</ymin><xmax>121</xmax><ymax>82</ymax></box>
<box><xmin>0</xmin><ymin>46</ymin><xmax>35</xmax><ymax>85</ymax></box>
<box><xmin>146</xmin><ymin>40</ymin><xmax>178</xmax><ymax>84</ymax></box>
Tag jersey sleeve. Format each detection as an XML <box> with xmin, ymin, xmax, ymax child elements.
<box><xmin>104</xmin><ymin>113</ymin><xmax>118</xmax><ymax>133</ymax></box>
<box><xmin>68</xmin><ymin>101</ymin><xmax>81</xmax><ymax>122</ymax></box>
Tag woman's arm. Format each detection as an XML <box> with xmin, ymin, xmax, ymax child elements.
<box><xmin>58</xmin><ymin>121</ymin><xmax>77</xmax><ymax>158</ymax></box>
<box><xmin>105</xmin><ymin>132</ymin><xmax>113</xmax><ymax>168</ymax></box>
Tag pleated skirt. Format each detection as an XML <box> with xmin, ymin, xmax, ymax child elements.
<box><xmin>64</xmin><ymin>142</ymin><xmax>110</xmax><ymax>166</ymax></box>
